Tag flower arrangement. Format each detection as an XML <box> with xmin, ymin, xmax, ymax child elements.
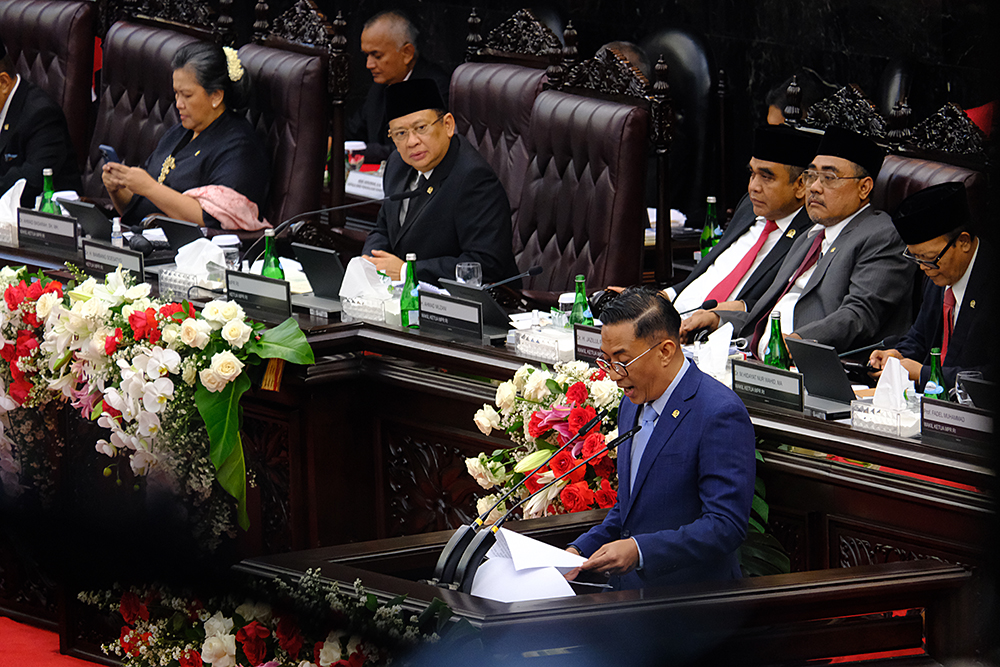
<box><xmin>80</xmin><ymin>569</ymin><xmax>472</xmax><ymax>667</ymax></box>
<box><xmin>0</xmin><ymin>265</ymin><xmax>314</xmax><ymax>545</ymax></box>
<box><xmin>465</xmin><ymin>361</ymin><xmax>623</xmax><ymax>521</ymax></box>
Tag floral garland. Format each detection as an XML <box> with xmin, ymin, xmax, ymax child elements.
<box><xmin>0</xmin><ymin>265</ymin><xmax>314</xmax><ymax>545</ymax></box>
<box><xmin>465</xmin><ymin>361</ymin><xmax>623</xmax><ymax>520</ymax></box>
<box><xmin>79</xmin><ymin>569</ymin><xmax>472</xmax><ymax>667</ymax></box>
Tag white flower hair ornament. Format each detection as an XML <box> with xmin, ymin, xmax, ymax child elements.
<box><xmin>223</xmin><ymin>46</ymin><xmax>244</xmax><ymax>82</ymax></box>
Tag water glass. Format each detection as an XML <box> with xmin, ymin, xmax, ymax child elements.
<box><xmin>455</xmin><ymin>262</ymin><xmax>482</xmax><ymax>287</ymax></box>
<box><xmin>951</xmin><ymin>370</ymin><xmax>983</xmax><ymax>406</ymax></box>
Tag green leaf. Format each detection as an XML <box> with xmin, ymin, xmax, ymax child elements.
<box><xmin>196</xmin><ymin>372</ymin><xmax>251</xmax><ymax>469</ymax></box>
<box><xmin>90</xmin><ymin>399</ymin><xmax>105</xmax><ymax>421</ymax></box>
<box><xmin>365</xmin><ymin>593</ymin><xmax>378</xmax><ymax>611</ymax></box>
<box><xmin>754</xmin><ymin>476</ymin><xmax>766</xmax><ymax>499</ymax></box>
<box><xmin>751</xmin><ymin>493</ymin><xmax>769</xmax><ymax>525</ymax></box>
<box><xmin>748</xmin><ymin>516</ymin><xmax>765</xmax><ymax>534</ymax></box>
<box><xmin>216</xmin><ymin>431</ymin><xmax>249</xmax><ymax>530</ymax></box>
<box><xmin>545</xmin><ymin>378</ymin><xmax>562</xmax><ymax>395</ymax></box>
<box><xmin>245</xmin><ymin>318</ymin><xmax>315</xmax><ymax>365</ymax></box>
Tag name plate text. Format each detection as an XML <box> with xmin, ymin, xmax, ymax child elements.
<box><xmin>921</xmin><ymin>397</ymin><xmax>993</xmax><ymax>443</ymax></box>
<box><xmin>419</xmin><ymin>292</ymin><xmax>482</xmax><ymax>340</ymax></box>
<box><xmin>18</xmin><ymin>208</ymin><xmax>78</xmax><ymax>256</ymax></box>
<box><xmin>732</xmin><ymin>359</ymin><xmax>804</xmax><ymax>412</ymax></box>
<box><xmin>574</xmin><ymin>324</ymin><xmax>603</xmax><ymax>363</ymax></box>
<box><xmin>82</xmin><ymin>240</ymin><xmax>144</xmax><ymax>279</ymax></box>
<box><xmin>226</xmin><ymin>271</ymin><xmax>291</xmax><ymax>323</ymax></box>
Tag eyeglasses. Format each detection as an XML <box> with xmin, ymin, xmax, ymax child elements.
<box><xmin>388</xmin><ymin>116</ymin><xmax>444</xmax><ymax>143</ymax></box>
<box><xmin>902</xmin><ymin>235</ymin><xmax>958</xmax><ymax>269</ymax></box>
<box><xmin>595</xmin><ymin>340</ymin><xmax>665</xmax><ymax>378</ymax></box>
<box><xmin>802</xmin><ymin>170</ymin><xmax>865</xmax><ymax>187</ymax></box>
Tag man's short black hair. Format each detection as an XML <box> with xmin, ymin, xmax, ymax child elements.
<box><xmin>0</xmin><ymin>54</ymin><xmax>14</xmax><ymax>77</ymax></box>
<box><xmin>600</xmin><ymin>287</ymin><xmax>681</xmax><ymax>343</ymax></box>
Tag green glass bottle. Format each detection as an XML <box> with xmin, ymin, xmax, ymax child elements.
<box><xmin>261</xmin><ymin>228</ymin><xmax>284</xmax><ymax>280</ymax></box>
<box><xmin>569</xmin><ymin>274</ymin><xmax>593</xmax><ymax>326</ymax></box>
<box><xmin>762</xmin><ymin>311</ymin><xmax>791</xmax><ymax>370</ymax></box>
<box><xmin>400</xmin><ymin>253</ymin><xmax>420</xmax><ymax>328</ymax></box>
<box><xmin>39</xmin><ymin>168</ymin><xmax>60</xmax><ymax>214</ymax></box>
<box><xmin>699</xmin><ymin>196</ymin><xmax>718</xmax><ymax>258</ymax></box>
<box><xmin>923</xmin><ymin>347</ymin><xmax>946</xmax><ymax>400</ymax></box>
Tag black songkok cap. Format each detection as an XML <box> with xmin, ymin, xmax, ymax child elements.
<box><xmin>385</xmin><ymin>79</ymin><xmax>445</xmax><ymax>122</ymax></box>
<box><xmin>752</xmin><ymin>125</ymin><xmax>821</xmax><ymax>169</ymax></box>
<box><xmin>815</xmin><ymin>125</ymin><xmax>886</xmax><ymax>179</ymax></box>
<box><xmin>892</xmin><ymin>181</ymin><xmax>971</xmax><ymax>245</ymax></box>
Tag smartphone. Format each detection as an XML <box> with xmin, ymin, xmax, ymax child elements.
<box><xmin>99</xmin><ymin>144</ymin><xmax>121</xmax><ymax>164</ymax></box>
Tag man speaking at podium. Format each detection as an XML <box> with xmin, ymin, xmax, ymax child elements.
<box><xmin>565</xmin><ymin>288</ymin><xmax>756</xmax><ymax>590</ymax></box>
<box><xmin>361</xmin><ymin>78</ymin><xmax>519</xmax><ymax>285</ymax></box>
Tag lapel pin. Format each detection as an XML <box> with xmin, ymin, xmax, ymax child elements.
<box><xmin>786</xmin><ymin>229</ymin><xmax>796</xmax><ymax>238</ymax></box>
<box><xmin>195</xmin><ymin>150</ymin><xmax>201</xmax><ymax>156</ymax></box>
<box><xmin>3</xmin><ymin>124</ymin><xmax>7</xmax><ymax>131</ymax></box>
<box><xmin>970</xmin><ymin>300</ymin><xmax>976</xmax><ymax>308</ymax></box>
<box><xmin>671</xmin><ymin>409</ymin><xmax>679</xmax><ymax>418</ymax></box>
<box><xmin>830</xmin><ymin>247</ymin><xmax>836</xmax><ymax>253</ymax></box>
<box><xmin>426</xmin><ymin>185</ymin><xmax>434</xmax><ymax>194</ymax></box>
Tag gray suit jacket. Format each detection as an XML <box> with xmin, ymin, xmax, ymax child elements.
<box><xmin>720</xmin><ymin>206</ymin><xmax>915</xmax><ymax>352</ymax></box>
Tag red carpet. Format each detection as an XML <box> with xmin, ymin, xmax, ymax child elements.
<box><xmin>0</xmin><ymin>616</ymin><xmax>106</xmax><ymax>667</ymax></box>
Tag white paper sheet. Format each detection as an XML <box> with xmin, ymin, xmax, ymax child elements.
<box><xmin>470</xmin><ymin>557</ymin><xmax>576</xmax><ymax>603</ymax></box>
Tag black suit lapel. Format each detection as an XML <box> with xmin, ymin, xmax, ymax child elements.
<box><xmin>395</xmin><ymin>135</ymin><xmax>460</xmax><ymax>245</ymax></box>
<box><xmin>948</xmin><ymin>249</ymin><xmax>987</xmax><ymax>362</ymax></box>
<box><xmin>0</xmin><ymin>82</ymin><xmax>28</xmax><ymax>158</ymax></box>
<box><xmin>739</xmin><ymin>208</ymin><xmax>810</xmax><ymax>298</ymax></box>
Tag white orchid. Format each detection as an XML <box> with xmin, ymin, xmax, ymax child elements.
<box><xmin>137</xmin><ymin>410</ymin><xmax>161</xmax><ymax>438</ymax></box>
<box><xmin>145</xmin><ymin>347</ymin><xmax>181</xmax><ymax>378</ymax></box>
<box><xmin>142</xmin><ymin>377</ymin><xmax>175</xmax><ymax>414</ymax></box>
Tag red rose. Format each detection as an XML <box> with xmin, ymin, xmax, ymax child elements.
<box><xmin>23</xmin><ymin>311</ymin><xmax>41</xmax><ymax>329</ymax></box>
<box><xmin>276</xmin><ymin>616</ymin><xmax>304</xmax><ymax>658</ymax></box>
<box><xmin>179</xmin><ymin>649</ymin><xmax>203</xmax><ymax>667</ymax></box>
<box><xmin>565</xmin><ymin>381</ymin><xmax>588</xmax><ymax>406</ymax></box>
<box><xmin>595</xmin><ymin>478</ymin><xmax>617</xmax><ymax>509</ymax></box>
<box><xmin>4</xmin><ymin>281</ymin><xmax>26</xmax><ymax>311</ymax></box>
<box><xmin>128</xmin><ymin>309</ymin><xmax>148</xmax><ymax>341</ymax></box>
<box><xmin>527</xmin><ymin>412</ymin><xmax>547</xmax><ymax>439</ymax></box>
<box><xmin>592</xmin><ymin>454</ymin><xmax>616</xmax><ymax>480</ymax></box>
<box><xmin>549</xmin><ymin>450</ymin><xmax>585</xmax><ymax>483</ymax></box>
<box><xmin>26</xmin><ymin>280</ymin><xmax>43</xmax><ymax>301</ymax></box>
<box><xmin>568</xmin><ymin>405</ymin><xmax>597</xmax><ymax>437</ymax></box>
<box><xmin>0</xmin><ymin>343</ymin><xmax>15</xmax><ymax>363</ymax></box>
<box><xmin>43</xmin><ymin>280</ymin><xmax>63</xmax><ymax>297</ymax></box>
<box><xmin>560</xmin><ymin>480</ymin><xmax>596</xmax><ymax>513</ymax></box>
<box><xmin>589</xmin><ymin>368</ymin><xmax>607</xmax><ymax>381</ymax></box>
<box><xmin>581</xmin><ymin>432</ymin><xmax>606</xmax><ymax>460</ymax></box>
<box><xmin>15</xmin><ymin>329</ymin><xmax>38</xmax><ymax>358</ymax></box>
<box><xmin>118</xmin><ymin>627</ymin><xmax>151</xmax><ymax>657</ymax></box>
<box><xmin>105</xmin><ymin>328</ymin><xmax>123</xmax><ymax>356</ymax></box>
<box><xmin>158</xmin><ymin>302</ymin><xmax>194</xmax><ymax>321</ymax></box>
<box><xmin>523</xmin><ymin>470</ymin><xmax>545</xmax><ymax>494</ymax></box>
<box><xmin>8</xmin><ymin>376</ymin><xmax>32</xmax><ymax>405</ymax></box>
<box><xmin>236</xmin><ymin>620</ymin><xmax>271</xmax><ymax>666</ymax></box>
<box><xmin>119</xmin><ymin>591</ymin><xmax>148</xmax><ymax>625</ymax></box>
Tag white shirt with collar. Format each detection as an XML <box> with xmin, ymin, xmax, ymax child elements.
<box><xmin>399</xmin><ymin>166</ymin><xmax>434</xmax><ymax>225</ymax></box>
<box><xmin>0</xmin><ymin>74</ymin><xmax>22</xmax><ymax>140</ymax></box>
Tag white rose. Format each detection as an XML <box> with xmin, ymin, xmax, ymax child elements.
<box><xmin>210</xmin><ymin>351</ymin><xmax>244</xmax><ymax>382</ymax></box>
<box><xmin>221</xmin><ymin>319</ymin><xmax>252</xmax><ymax>349</ymax></box>
<box><xmin>161</xmin><ymin>323</ymin><xmax>180</xmax><ymax>346</ymax></box>
<box><xmin>472</xmin><ymin>405</ymin><xmax>501</xmax><ymax>435</ymax></box>
<box><xmin>201</xmin><ymin>300</ymin><xmax>228</xmax><ymax>325</ymax></box>
<box><xmin>523</xmin><ymin>369</ymin><xmax>552</xmax><ymax>401</ymax></box>
<box><xmin>465</xmin><ymin>454</ymin><xmax>504</xmax><ymax>489</ymax></box>
<box><xmin>589</xmin><ymin>379</ymin><xmax>621</xmax><ymax>408</ymax></box>
<box><xmin>199</xmin><ymin>368</ymin><xmax>228</xmax><ymax>393</ymax></box>
<box><xmin>218</xmin><ymin>301</ymin><xmax>244</xmax><ymax>322</ymax></box>
<box><xmin>512</xmin><ymin>364</ymin><xmax>534</xmax><ymax>391</ymax></box>
<box><xmin>182</xmin><ymin>363</ymin><xmax>197</xmax><ymax>386</ymax></box>
<box><xmin>80</xmin><ymin>296</ymin><xmax>109</xmax><ymax>320</ymax></box>
<box><xmin>203</xmin><ymin>611</ymin><xmax>234</xmax><ymax>638</ymax></box>
<box><xmin>201</xmin><ymin>634</ymin><xmax>236</xmax><ymax>667</ymax></box>
<box><xmin>476</xmin><ymin>495</ymin><xmax>504</xmax><ymax>525</ymax></box>
<box><xmin>179</xmin><ymin>318</ymin><xmax>211</xmax><ymax>349</ymax></box>
<box><xmin>495</xmin><ymin>381</ymin><xmax>516</xmax><ymax>412</ymax></box>
<box><xmin>234</xmin><ymin>600</ymin><xmax>272</xmax><ymax>624</ymax></box>
<box><xmin>35</xmin><ymin>292</ymin><xmax>59</xmax><ymax>320</ymax></box>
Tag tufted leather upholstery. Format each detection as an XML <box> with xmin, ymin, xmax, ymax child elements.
<box><xmin>0</xmin><ymin>0</ymin><xmax>94</xmax><ymax>168</ymax></box>
<box><xmin>450</xmin><ymin>63</ymin><xmax>546</xmax><ymax>228</ymax></box>
<box><xmin>83</xmin><ymin>22</ymin><xmax>197</xmax><ymax>199</ymax></box>
<box><xmin>873</xmin><ymin>154</ymin><xmax>986</xmax><ymax>225</ymax></box>
<box><xmin>238</xmin><ymin>42</ymin><xmax>327</xmax><ymax>225</ymax></box>
<box><xmin>516</xmin><ymin>90</ymin><xmax>648</xmax><ymax>295</ymax></box>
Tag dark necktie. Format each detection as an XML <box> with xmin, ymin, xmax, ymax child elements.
<box><xmin>706</xmin><ymin>219</ymin><xmax>779</xmax><ymax>303</ymax></box>
<box><xmin>942</xmin><ymin>287</ymin><xmax>956</xmax><ymax>359</ymax></box>
<box><xmin>400</xmin><ymin>174</ymin><xmax>428</xmax><ymax>226</ymax></box>
<box><xmin>750</xmin><ymin>230</ymin><xmax>826</xmax><ymax>357</ymax></box>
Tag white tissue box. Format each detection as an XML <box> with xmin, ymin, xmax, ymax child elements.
<box><xmin>515</xmin><ymin>326</ymin><xmax>574</xmax><ymax>363</ymax></box>
<box><xmin>851</xmin><ymin>400</ymin><xmax>920</xmax><ymax>438</ymax></box>
<box><xmin>341</xmin><ymin>296</ymin><xmax>385</xmax><ymax>323</ymax></box>
<box><xmin>158</xmin><ymin>269</ymin><xmax>200</xmax><ymax>300</ymax></box>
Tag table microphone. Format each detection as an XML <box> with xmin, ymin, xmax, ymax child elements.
<box><xmin>481</xmin><ymin>265</ymin><xmax>543</xmax><ymax>290</ymax></box>
<box><xmin>838</xmin><ymin>335</ymin><xmax>900</xmax><ymax>359</ymax></box>
<box><xmin>450</xmin><ymin>423</ymin><xmax>642</xmax><ymax>593</ymax></box>
<box><xmin>239</xmin><ymin>188</ymin><xmax>428</xmax><ymax>266</ymax></box>
<box><xmin>430</xmin><ymin>407</ymin><xmax>609</xmax><ymax>587</ymax></box>
<box><xmin>677</xmin><ymin>299</ymin><xmax>718</xmax><ymax>316</ymax></box>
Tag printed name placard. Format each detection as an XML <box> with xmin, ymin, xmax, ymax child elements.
<box><xmin>17</xmin><ymin>208</ymin><xmax>78</xmax><ymax>257</ymax></box>
<box><xmin>226</xmin><ymin>271</ymin><xmax>291</xmax><ymax>323</ymax></box>
<box><xmin>82</xmin><ymin>239</ymin><xmax>144</xmax><ymax>279</ymax></box>
<box><xmin>921</xmin><ymin>397</ymin><xmax>993</xmax><ymax>443</ymax></box>
<box><xmin>419</xmin><ymin>292</ymin><xmax>483</xmax><ymax>340</ymax></box>
<box><xmin>731</xmin><ymin>359</ymin><xmax>804</xmax><ymax>412</ymax></box>
<box><xmin>345</xmin><ymin>171</ymin><xmax>385</xmax><ymax>199</ymax></box>
<box><xmin>574</xmin><ymin>324</ymin><xmax>603</xmax><ymax>363</ymax></box>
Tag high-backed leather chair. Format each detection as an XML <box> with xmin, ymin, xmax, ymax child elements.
<box><xmin>873</xmin><ymin>154</ymin><xmax>986</xmax><ymax>225</ymax></box>
<box><xmin>238</xmin><ymin>42</ymin><xmax>327</xmax><ymax>225</ymax></box>
<box><xmin>0</xmin><ymin>0</ymin><xmax>94</xmax><ymax>168</ymax></box>
<box><xmin>449</xmin><ymin>62</ymin><xmax>546</xmax><ymax>229</ymax></box>
<box><xmin>82</xmin><ymin>21</ymin><xmax>198</xmax><ymax>199</ymax></box>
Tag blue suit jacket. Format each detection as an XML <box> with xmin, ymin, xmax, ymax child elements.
<box><xmin>570</xmin><ymin>363</ymin><xmax>756</xmax><ymax>590</ymax></box>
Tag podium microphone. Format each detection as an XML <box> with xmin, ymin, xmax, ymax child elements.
<box><xmin>430</xmin><ymin>407</ymin><xmax>609</xmax><ymax>587</ymax></box>
<box><xmin>481</xmin><ymin>266</ymin><xmax>543</xmax><ymax>291</ymax></box>
<box><xmin>838</xmin><ymin>335</ymin><xmax>900</xmax><ymax>359</ymax></box>
<box><xmin>450</xmin><ymin>423</ymin><xmax>643</xmax><ymax>593</ymax></box>
<box><xmin>677</xmin><ymin>299</ymin><xmax>718</xmax><ymax>316</ymax></box>
<box><xmin>239</xmin><ymin>188</ymin><xmax>428</xmax><ymax>266</ymax></box>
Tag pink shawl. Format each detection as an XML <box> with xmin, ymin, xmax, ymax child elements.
<box><xmin>185</xmin><ymin>185</ymin><xmax>272</xmax><ymax>231</ymax></box>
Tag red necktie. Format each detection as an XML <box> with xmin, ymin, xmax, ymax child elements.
<box><xmin>942</xmin><ymin>287</ymin><xmax>955</xmax><ymax>359</ymax></box>
<box><xmin>706</xmin><ymin>219</ymin><xmax>779</xmax><ymax>303</ymax></box>
<box><xmin>750</xmin><ymin>230</ymin><xmax>826</xmax><ymax>357</ymax></box>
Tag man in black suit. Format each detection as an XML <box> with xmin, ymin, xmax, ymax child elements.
<box><xmin>669</xmin><ymin>125</ymin><xmax>819</xmax><ymax>315</ymax></box>
<box><xmin>361</xmin><ymin>79</ymin><xmax>518</xmax><ymax>285</ymax></box>
<box><xmin>870</xmin><ymin>182</ymin><xmax>994</xmax><ymax>388</ymax></box>
<box><xmin>0</xmin><ymin>37</ymin><xmax>81</xmax><ymax>207</ymax></box>
<box><xmin>347</xmin><ymin>10</ymin><xmax>452</xmax><ymax>165</ymax></box>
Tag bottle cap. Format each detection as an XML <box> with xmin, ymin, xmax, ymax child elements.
<box><xmin>405</xmin><ymin>253</ymin><xmax>416</xmax><ymax>261</ymax></box>
<box><xmin>43</xmin><ymin>168</ymin><xmax>53</xmax><ymax>176</ymax></box>
<box><xmin>264</xmin><ymin>228</ymin><xmax>275</xmax><ymax>237</ymax></box>
<box><xmin>706</xmin><ymin>196</ymin><xmax>716</xmax><ymax>203</ymax></box>
<box><xmin>575</xmin><ymin>274</ymin><xmax>585</xmax><ymax>281</ymax></box>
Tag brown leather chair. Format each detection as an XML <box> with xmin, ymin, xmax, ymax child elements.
<box><xmin>516</xmin><ymin>89</ymin><xmax>648</xmax><ymax>299</ymax></box>
<box><xmin>82</xmin><ymin>21</ymin><xmax>198</xmax><ymax>199</ymax></box>
<box><xmin>0</xmin><ymin>0</ymin><xmax>94</xmax><ymax>168</ymax></box>
<box><xmin>873</xmin><ymin>154</ymin><xmax>986</xmax><ymax>225</ymax></box>
<box><xmin>450</xmin><ymin>62</ymin><xmax>547</xmax><ymax>229</ymax></box>
<box><xmin>238</xmin><ymin>42</ymin><xmax>328</xmax><ymax>226</ymax></box>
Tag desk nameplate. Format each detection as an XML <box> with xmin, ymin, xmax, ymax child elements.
<box><xmin>17</xmin><ymin>208</ymin><xmax>78</xmax><ymax>257</ymax></box>
<box><xmin>921</xmin><ymin>397</ymin><xmax>993</xmax><ymax>443</ymax></box>
<box><xmin>732</xmin><ymin>360</ymin><xmax>804</xmax><ymax>412</ymax></box>
<box><xmin>574</xmin><ymin>324</ymin><xmax>602</xmax><ymax>364</ymax></box>
<box><xmin>226</xmin><ymin>271</ymin><xmax>291</xmax><ymax>323</ymax></box>
<box><xmin>419</xmin><ymin>292</ymin><xmax>483</xmax><ymax>340</ymax></box>
<box><xmin>82</xmin><ymin>239</ymin><xmax>144</xmax><ymax>279</ymax></box>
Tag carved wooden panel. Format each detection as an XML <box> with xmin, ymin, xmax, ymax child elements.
<box><xmin>800</xmin><ymin>84</ymin><xmax>887</xmax><ymax>138</ymax></box>
<box><xmin>480</xmin><ymin>8</ymin><xmax>561</xmax><ymax>58</ymax></box>
<box><xmin>241</xmin><ymin>408</ymin><xmax>296</xmax><ymax>554</ymax></box>
<box><xmin>769</xmin><ymin>508</ymin><xmax>810</xmax><ymax>573</ymax></box>
<box><xmin>829</xmin><ymin>517</ymin><xmax>974</xmax><ymax>569</ymax></box>
<box><xmin>267</xmin><ymin>2</ymin><xmax>347</xmax><ymax>99</ymax></box>
<box><xmin>907</xmin><ymin>102</ymin><xmax>988</xmax><ymax>156</ymax></box>
<box><xmin>383</xmin><ymin>428</ymin><xmax>484</xmax><ymax>538</ymax></box>
<box><xmin>132</xmin><ymin>0</ymin><xmax>216</xmax><ymax>30</ymax></box>
<box><xmin>561</xmin><ymin>47</ymin><xmax>649</xmax><ymax>99</ymax></box>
